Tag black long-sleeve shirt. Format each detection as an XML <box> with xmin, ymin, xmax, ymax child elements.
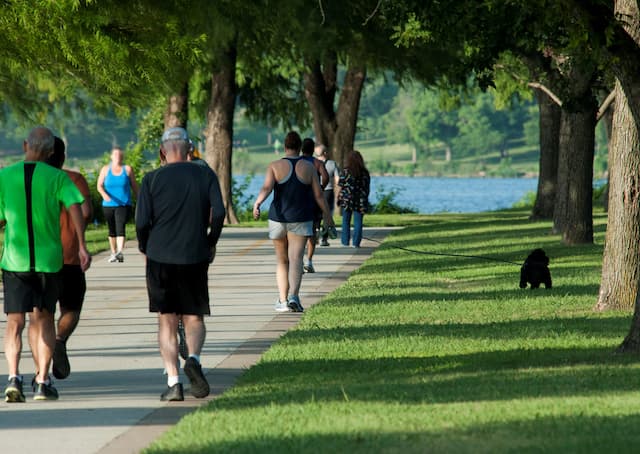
<box><xmin>136</xmin><ymin>162</ymin><xmax>225</xmax><ymax>264</ymax></box>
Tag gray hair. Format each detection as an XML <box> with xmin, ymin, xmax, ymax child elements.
<box><xmin>27</xmin><ymin>126</ymin><xmax>54</xmax><ymax>154</ymax></box>
<box><xmin>163</xmin><ymin>138</ymin><xmax>190</xmax><ymax>159</ymax></box>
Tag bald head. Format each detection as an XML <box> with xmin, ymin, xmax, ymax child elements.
<box><xmin>314</xmin><ymin>144</ymin><xmax>327</xmax><ymax>158</ymax></box>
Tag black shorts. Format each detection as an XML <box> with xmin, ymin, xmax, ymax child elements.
<box><xmin>59</xmin><ymin>265</ymin><xmax>86</xmax><ymax>312</ymax></box>
<box><xmin>146</xmin><ymin>259</ymin><xmax>210</xmax><ymax>315</ymax></box>
<box><xmin>2</xmin><ymin>270</ymin><xmax>61</xmax><ymax>314</ymax></box>
<box><xmin>103</xmin><ymin>205</ymin><xmax>131</xmax><ymax>237</ymax></box>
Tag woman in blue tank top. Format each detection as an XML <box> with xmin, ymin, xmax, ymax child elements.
<box><xmin>252</xmin><ymin>131</ymin><xmax>335</xmax><ymax>314</ymax></box>
<box><xmin>97</xmin><ymin>147</ymin><xmax>139</xmax><ymax>263</ymax></box>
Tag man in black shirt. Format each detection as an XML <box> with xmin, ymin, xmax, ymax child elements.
<box><xmin>136</xmin><ymin>127</ymin><xmax>225</xmax><ymax>401</ymax></box>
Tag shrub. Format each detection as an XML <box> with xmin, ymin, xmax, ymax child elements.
<box><xmin>371</xmin><ymin>187</ymin><xmax>417</xmax><ymax>214</ymax></box>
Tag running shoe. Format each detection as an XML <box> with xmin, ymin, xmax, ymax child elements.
<box><xmin>107</xmin><ymin>253</ymin><xmax>118</xmax><ymax>263</ymax></box>
<box><xmin>115</xmin><ymin>251</ymin><xmax>124</xmax><ymax>262</ymax></box>
<box><xmin>4</xmin><ymin>377</ymin><xmax>25</xmax><ymax>403</ymax></box>
<box><xmin>303</xmin><ymin>264</ymin><xmax>315</xmax><ymax>273</ymax></box>
<box><xmin>320</xmin><ymin>239</ymin><xmax>330</xmax><ymax>247</ymax></box>
<box><xmin>287</xmin><ymin>295</ymin><xmax>304</xmax><ymax>313</ymax></box>
<box><xmin>33</xmin><ymin>381</ymin><xmax>59</xmax><ymax>401</ymax></box>
<box><xmin>52</xmin><ymin>339</ymin><xmax>71</xmax><ymax>379</ymax></box>
<box><xmin>184</xmin><ymin>357</ymin><xmax>210</xmax><ymax>398</ymax></box>
<box><xmin>160</xmin><ymin>383</ymin><xmax>184</xmax><ymax>401</ymax></box>
<box><xmin>177</xmin><ymin>319</ymin><xmax>188</xmax><ymax>360</ymax></box>
<box><xmin>274</xmin><ymin>300</ymin><xmax>291</xmax><ymax>313</ymax></box>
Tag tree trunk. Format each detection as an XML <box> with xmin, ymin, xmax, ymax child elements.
<box><xmin>596</xmin><ymin>80</ymin><xmax>640</xmax><ymax>312</ymax></box>
<box><xmin>332</xmin><ymin>64</ymin><xmax>366</xmax><ymax>167</ymax></box>
<box><xmin>304</xmin><ymin>55</ymin><xmax>366</xmax><ymax>167</ymax></box>
<box><xmin>164</xmin><ymin>82</ymin><xmax>189</xmax><ymax>128</ymax></box>
<box><xmin>550</xmin><ymin>54</ymin><xmax>597</xmax><ymax>244</ymax></box>
<box><xmin>561</xmin><ymin>103</ymin><xmax>596</xmax><ymax>244</ymax></box>
<box><xmin>204</xmin><ymin>44</ymin><xmax>238</xmax><ymax>224</ymax></box>
<box><xmin>601</xmin><ymin>100</ymin><xmax>614</xmax><ymax>212</ymax></box>
<box><xmin>611</xmin><ymin>0</ymin><xmax>640</xmax><ymax>351</ymax></box>
<box><xmin>552</xmin><ymin>110</ymin><xmax>571</xmax><ymax>235</ymax></box>
<box><xmin>303</xmin><ymin>54</ymin><xmax>337</xmax><ymax>152</ymax></box>
<box><xmin>531</xmin><ymin>89</ymin><xmax>560</xmax><ymax>219</ymax></box>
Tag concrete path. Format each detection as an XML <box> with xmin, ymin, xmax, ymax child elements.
<box><xmin>0</xmin><ymin>227</ymin><xmax>392</xmax><ymax>453</ymax></box>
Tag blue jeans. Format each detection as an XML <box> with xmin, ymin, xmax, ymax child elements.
<box><xmin>341</xmin><ymin>209</ymin><xmax>364</xmax><ymax>247</ymax></box>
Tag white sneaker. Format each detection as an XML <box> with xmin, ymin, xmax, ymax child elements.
<box><xmin>274</xmin><ymin>300</ymin><xmax>291</xmax><ymax>313</ymax></box>
<box><xmin>107</xmin><ymin>254</ymin><xmax>118</xmax><ymax>263</ymax></box>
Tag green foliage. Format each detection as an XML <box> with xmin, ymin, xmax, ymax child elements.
<box><xmin>512</xmin><ymin>190</ymin><xmax>537</xmax><ymax>209</ymax></box>
<box><xmin>367</xmin><ymin>158</ymin><xmax>394</xmax><ymax>175</ymax></box>
<box><xmin>231</xmin><ymin>174</ymin><xmax>257</xmax><ymax>222</ymax></box>
<box><xmin>371</xmin><ymin>187</ymin><xmax>417</xmax><ymax>214</ymax></box>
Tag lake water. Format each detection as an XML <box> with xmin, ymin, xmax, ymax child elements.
<box><xmin>243</xmin><ymin>175</ymin><xmax>539</xmax><ymax>214</ymax></box>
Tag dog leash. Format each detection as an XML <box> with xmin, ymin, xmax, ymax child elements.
<box><xmin>362</xmin><ymin>236</ymin><xmax>521</xmax><ymax>266</ymax></box>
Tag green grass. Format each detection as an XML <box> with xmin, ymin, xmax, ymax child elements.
<box><xmin>143</xmin><ymin>208</ymin><xmax>639</xmax><ymax>453</ymax></box>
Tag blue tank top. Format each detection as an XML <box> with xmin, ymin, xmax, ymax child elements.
<box><xmin>268</xmin><ymin>157</ymin><xmax>316</xmax><ymax>223</ymax></box>
<box><xmin>102</xmin><ymin>165</ymin><xmax>132</xmax><ymax>207</ymax></box>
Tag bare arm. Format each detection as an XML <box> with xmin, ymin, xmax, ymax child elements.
<box><xmin>253</xmin><ymin>165</ymin><xmax>276</xmax><ymax>220</ymax></box>
<box><xmin>81</xmin><ymin>198</ymin><xmax>92</xmax><ymax>225</ymax></box>
<box><xmin>316</xmin><ymin>160</ymin><xmax>329</xmax><ymax>189</ymax></box>
<box><xmin>310</xmin><ymin>167</ymin><xmax>334</xmax><ymax>228</ymax></box>
<box><xmin>68</xmin><ymin>204</ymin><xmax>91</xmax><ymax>271</ymax></box>
<box><xmin>126</xmin><ymin>165</ymin><xmax>139</xmax><ymax>198</ymax></box>
<box><xmin>77</xmin><ymin>175</ymin><xmax>93</xmax><ymax>224</ymax></box>
<box><xmin>96</xmin><ymin>166</ymin><xmax>110</xmax><ymax>202</ymax></box>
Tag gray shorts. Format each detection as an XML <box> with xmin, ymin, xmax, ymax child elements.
<box><xmin>268</xmin><ymin>220</ymin><xmax>314</xmax><ymax>239</ymax></box>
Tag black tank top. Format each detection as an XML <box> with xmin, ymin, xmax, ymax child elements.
<box><xmin>268</xmin><ymin>157</ymin><xmax>316</xmax><ymax>222</ymax></box>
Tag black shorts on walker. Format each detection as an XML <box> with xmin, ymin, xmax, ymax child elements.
<box><xmin>146</xmin><ymin>259</ymin><xmax>210</xmax><ymax>315</ymax></box>
<box><xmin>59</xmin><ymin>264</ymin><xmax>86</xmax><ymax>312</ymax></box>
<box><xmin>2</xmin><ymin>270</ymin><xmax>61</xmax><ymax>314</ymax></box>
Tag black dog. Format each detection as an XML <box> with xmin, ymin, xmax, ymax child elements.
<box><xmin>519</xmin><ymin>248</ymin><xmax>552</xmax><ymax>289</ymax></box>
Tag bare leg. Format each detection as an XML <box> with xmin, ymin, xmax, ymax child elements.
<box><xmin>272</xmin><ymin>237</ymin><xmax>290</xmax><ymax>302</ymax></box>
<box><xmin>158</xmin><ymin>313</ymin><xmax>179</xmax><ymax>377</ymax></box>
<box><xmin>28</xmin><ymin>315</ymin><xmax>38</xmax><ymax>367</ymax></box>
<box><xmin>29</xmin><ymin>308</ymin><xmax>56</xmax><ymax>383</ymax></box>
<box><xmin>108</xmin><ymin>236</ymin><xmax>117</xmax><ymax>254</ymax></box>
<box><xmin>116</xmin><ymin>236</ymin><xmax>126</xmax><ymax>253</ymax></box>
<box><xmin>287</xmin><ymin>232</ymin><xmax>308</xmax><ymax>297</ymax></box>
<box><xmin>57</xmin><ymin>308</ymin><xmax>80</xmax><ymax>342</ymax></box>
<box><xmin>306</xmin><ymin>237</ymin><xmax>316</xmax><ymax>262</ymax></box>
<box><xmin>4</xmin><ymin>313</ymin><xmax>26</xmax><ymax>377</ymax></box>
<box><xmin>182</xmin><ymin>314</ymin><xmax>206</xmax><ymax>356</ymax></box>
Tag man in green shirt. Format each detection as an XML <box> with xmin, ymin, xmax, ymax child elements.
<box><xmin>0</xmin><ymin>126</ymin><xmax>91</xmax><ymax>402</ymax></box>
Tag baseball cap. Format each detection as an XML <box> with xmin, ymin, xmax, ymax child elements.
<box><xmin>161</xmin><ymin>127</ymin><xmax>189</xmax><ymax>142</ymax></box>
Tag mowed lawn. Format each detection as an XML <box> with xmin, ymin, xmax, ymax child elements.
<box><xmin>139</xmin><ymin>209</ymin><xmax>637</xmax><ymax>452</ymax></box>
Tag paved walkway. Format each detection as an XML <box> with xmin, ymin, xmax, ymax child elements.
<box><xmin>0</xmin><ymin>227</ymin><xmax>392</xmax><ymax>453</ymax></box>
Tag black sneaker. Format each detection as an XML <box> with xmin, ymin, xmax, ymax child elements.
<box><xmin>52</xmin><ymin>339</ymin><xmax>71</xmax><ymax>379</ymax></box>
<box><xmin>287</xmin><ymin>295</ymin><xmax>304</xmax><ymax>313</ymax></box>
<box><xmin>184</xmin><ymin>357</ymin><xmax>210</xmax><ymax>398</ymax></box>
<box><xmin>4</xmin><ymin>377</ymin><xmax>25</xmax><ymax>403</ymax></box>
<box><xmin>160</xmin><ymin>383</ymin><xmax>184</xmax><ymax>401</ymax></box>
<box><xmin>177</xmin><ymin>319</ymin><xmax>188</xmax><ymax>361</ymax></box>
<box><xmin>34</xmin><ymin>381</ymin><xmax>59</xmax><ymax>401</ymax></box>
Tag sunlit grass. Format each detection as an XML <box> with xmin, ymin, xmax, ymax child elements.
<box><xmin>143</xmin><ymin>208</ymin><xmax>639</xmax><ymax>453</ymax></box>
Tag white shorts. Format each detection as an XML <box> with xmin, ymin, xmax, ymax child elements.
<box><xmin>268</xmin><ymin>220</ymin><xmax>314</xmax><ymax>239</ymax></box>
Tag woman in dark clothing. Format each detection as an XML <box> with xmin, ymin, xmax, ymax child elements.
<box><xmin>337</xmin><ymin>150</ymin><xmax>370</xmax><ymax>248</ymax></box>
<box><xmin>253</xmin><ymin>131</ymin><xmax>335</xmax><ymax>313</ymax></box>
